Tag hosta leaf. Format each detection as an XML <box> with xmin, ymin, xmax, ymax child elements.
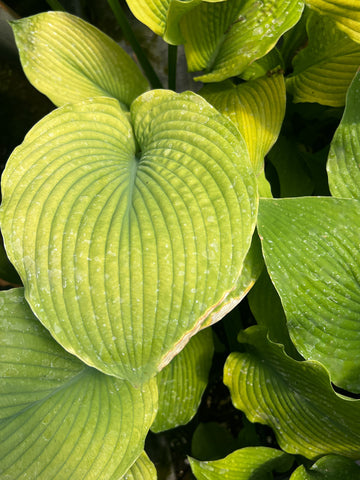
<box><xmin>286</xmin><ymin>12</ymin><xmax>360</xmax><ymax>107</ymax></box>
<box><xmin>0</xmin><ymin>91</ymin><xmax>257</xmax><ymax>385</ymax></box>
<box><xmin>201</xmin><ymin>72</ymin><xmax>286</xmax><ymax>174</ymax></box>
<box><xmin>151</xmin><ymin>328</ymin><xmax>213</xmax><ymax>432</ymax></box>
<box><xmin>201</xmin><ymin>231</ymin><xmax>264</xmax><ymax>329</ymax></box>
<box><xmin>240</xmin><ymin>48</ymin><xmax>284</xmax><ymax>81</ymax></box>
<box><xmin>224</xmin><ymin>326</ymin><xmax>360</xmax><ymax>459</ymax></box>
<box><xmin>123</xmin><ymin>452</ymin><xmax>157</xmax><ymax>480</ymax></box>
<box><xmin>305</xmin><ymin>0</ymin><xmax>360</xmax><ymax>44</ymax></box>
<box><xmin>257</xmin><ymin>197</ymin><xmax>360</xmax><ymax>392</ymax></box>
<box><xmin>11</xmin><ymin>11</ymin><xmax>148</xmax><ymax>108</ymax></box>
<box><xmin>290</xmin><ymin>455</ymin><xmax>360</xmax><ymax>479</ymax></box>
<box><xmin>0</xmin><ymin>288</ymin><xmax>157</xmax><ymax>479</ymax></box>
<box><xmin>125</xmin><ymin>0</ymin><xmax>224</xmax><ymax>45</ymax></box>
<box><xmin>327</xmin><ymin>70</ymin><xmax>360</xmax><ymax>199</ymax></box>
<box><xmin>189</xmin><ymin>447</ymin><xmax>293</xmax><ymax>479</ymax></box>
<box><xmin>180</xmin><ymin>0</ymin><xmax>304</xmax><ymax>82</ymax></box>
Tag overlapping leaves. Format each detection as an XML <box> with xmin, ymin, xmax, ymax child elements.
<box><xmin>152</xmin><ymin>327</ymin><xmax>213</xmax><ymax>432</ymax></box>
<box><xmin>286</xmin><ymin>11</ymin><xmax>360</xmax><ymax>107</ymax></box>
<box><xmin>0</xmin><ymin>288</ymin><xmax>157</xmax><ymax>479</ymax></box>
<box><xmin>306</xmin><ymin>0</ymin><xmax>360</xmax><ymax>43</ymax></box>
<box><xmin>258</xmin><ymin>197</ymin><xmax>360</xmax><ymax>392</ymax></box>
<box><xmin>189</xmin><ymin>447</ymin><xmax>293</xmax><ymax>479</ymax></box>
<box><xmin>180</xmin><ymin>0</ymin><xmax>304</xmax><ymax>82</ymax></box>
<box><xmin>328</xmin><ymin>69</ymin><xmax>360</xmax><ymax>199</ymax></box>
<box><xmin>0</xmin><ymin>90</ymin><xmax>257</xmax><ymax>385</ymax></box>
<box><xmin>224</xmin><ymin>327</ymin><xmax>360</xmax><ymax>459</ymax></box>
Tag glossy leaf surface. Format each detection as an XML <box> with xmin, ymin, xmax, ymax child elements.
<box><xmin>11</xmin><ymin>11</ymin><xmax>148</xmax><ymax>108</ymax></box>
<box><xmin>258</xmin><ymin>197</ymin><xmax>360</xmax><ymax>392</ymax></box>
<box><xmin>0</xmin><ymin>288</ymin><xmax>157</xmax><ymax>479</ymax></box>
<box><xmin>0</xmin><ymin>91</ymin><xmax>257</xmax><ymax>384</ymax></box>
<box><xmin>327</xmin><ymin>69</ymin><xmax>360</xmax><ymax>199</ymax></box>
<box><xmin>306</xmin><ymin>0</ymin><xmax>360</xmax><ymax>43</ymax></box>
<box><xmin>290</xmin><ymin>455</ymin><xmax>360</xmax><ymax>479</ymax></box>
<box><xmin>152</xmin><ymin>328</ymin><xmax>213</xmax><ymax>432</ymax></box>
<box><xmin>224</xmin><ymin>327</ymin><xmax>360</xmax><ymax>459</ymax></box>
<box><xmin>286</xmin><ymin>12</ymin><xmax>360</xmax><ymax>107</ymax></box>
<box><xmin>189</xmin><ymin>447</ymin><xmax>293</xmax><ymax>479</ymax></box>
<box><xmin>181</xmin><ymin>0</ymin><xmax>304</xmax><ymax>82</ymax></box>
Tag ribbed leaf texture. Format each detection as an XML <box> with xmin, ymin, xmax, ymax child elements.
<box><xmin>0</xmin><ymin>289</ymin><xmax>157</xmax><ymax>479</ymax></box>
<box><xmin>0</xmin><ymin>91</ymin><xmax>257</xmax><ymax>384</ymax></box>
<box><xmin>258</xmin><ymin>197</ymin><xmax>360</xmax><ymax>392</ymax></box>
<box><xmin>11</xmin><ymin>12</ymin><xmax>148</xmax><ymax>107</ymax></box>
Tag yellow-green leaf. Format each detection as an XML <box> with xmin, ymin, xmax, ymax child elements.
<box><xmin>286</xmin><ymin>11</ymin><xmax>360</xmax><ymax>107</ymax></box>
<box><xmin>0</xmin><ymin>288</ymin><xmax>157</xmax><ymax>479</ymax></box>
<box><xmin>152</xmin><ymin>328</ymin><xmax>213</xmax><ymax>432</ymax></box>
<box><xmin>0</xmin><ymin>91</ymin><xmax>257</xmax><ymax>385</ymax></box>
<box><xmin>224</xmin><ymin>326</ymin><xmax>360</xmax><ymax>459</ymax></box>
<box><xmin>258</xmin><ymin>197</ymin><xmax>360</xmax><ymax>392</ymax></box>
<box><xmin>327</xmin><ymin>69</ymin><xmax>360</xmax><ymax>199</ymax></box>
<box><xmin>201</xmin><ymin>73</ymin><xmax>286</xmax><ymax>174</ymax></box>
<box><xmin>290</xmin><ymin>455</ymin><xmax>360</xmax><ymax>480</ymax></box>
<box><xmin>123</xmin><ymin>452</ymin><xmax>157</xmax><ymax>480</ymax></box>
<box><xmin>11</xmin><ymin>11</ymin><xmax>148</xmax><ymax>108</ymax></box>
<box><xmin>189</xmin><ymin>447</ymin><xmax>293</xmax><ymax>479</ymax></box>
<box><xmin>125</xmin><ymin>0</ymin><xmax>224</xmax><ymax>45</ymax></box>
<box><xmin>305</xmin><ymin>0</ymin><xmax>360</xmax><ymax>44</ymax></box>
<box><xmin>181</xmin><ymin>0</ymin><xmax>304</xmax><ymax>82</ymax></box>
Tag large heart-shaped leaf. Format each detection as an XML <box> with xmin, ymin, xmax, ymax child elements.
<box><xmin>290</xmin><ymin>455</ymin><xmax>360</xmax><ymax>480</ymax></box>
<box><xmin>151</xmin><ymin>327</ymin><xmax>213</xmax><ymax>432</ymax></box>
<box><xmin>0</xmin><ymin>91</ymin><xmax>257</xmax><ymax>385</ymax></box>
<box><xmin>11</xmin><ymin>11</ymin><xmax>148</xmax><ymax>108</ymax></box>
<box><xmin>201</xmin><ymin>73</ymin><xmax>286</xmax><ymax>175</ymax></box>
<box><xmin>286</xmin><ymin>11</ymin><xmax>360</xmax><ymax>107</ymax></box>
<box><xmin>189</xmin><ymin>447</ymin><xmax>293</xmax><ymax>480</ymax></box>
<box><xmin>0</xmin><ymin>288</ymin><xmax>157</xmax><ymax>479</ymax></box>
<box><xmin>180</xmin><ymin>0</ymin><xmax>304</xmax><ymax>82</ymax></box>
<box><xmin>224</xmin><ymin>326</ymin><xmax>360</xmax><ymax>459</ymax></box>
<box><xmin>257</xmin><ymin>197</ymin><xmax>360</xmax><ymax>392</ymax></box>
<box><xmin>327</xmin><ymin>70</ymin><xmax>360</xmax><ymax>199</ymax></box>
<box><xmin>125</xmin><ymin>0</ymin><xmax>223</xmax><ymax>45</ymax></box>
<box><xmin>305</xmin><ymin>0</ymin><xmax>360</xmax><ymax>44</ymax></box>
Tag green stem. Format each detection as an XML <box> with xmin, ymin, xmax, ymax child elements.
<box><xmin>107</xmin><ymin>0</ymin><xmax>163</xmax><ymax>89</ymax></box>
<box><xmin>168</xmin><ymin>44</ymin><xmax>177</xmax><ymax>91</ymax></box>
<box><xmin>46</xmin><ymin>0</ymin><xmax>66</xmax><ymax>11</ymax></box>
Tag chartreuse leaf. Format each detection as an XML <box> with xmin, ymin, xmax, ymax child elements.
<box><xmin>189</xmin><ymin>447</ymin><xmax>293</xmax><ymax>479</ymax></box>
<box><xmin>201</xmin><ymin>72</ymin><xmax>286</xmax><ymax>174</ymax></box>
<box><xmin>224</xmin><ymin>326</ymin><xmax>360</xmax><ymax>459</ymax></box>
<box><xmin>290</xmin><ymin>455</ymin><xmax>360</xmax><ymax>479</ymax></box>
<box><xmin>286</xmin><ymin>11</ymin><xmax>360</xmax><ymax>107</ymax></box>
<box><xmin>257</xmin><ymin>197</ymin><xmax>360</xmax><ymax>392</ymax></box>
<box><xmin>151</xmin><ymin>328</ymin><xmax>213</xmax><ymax>432</ymax></box>
<box><xmin>11</xmin><ymin>11</ymin><xmax>148</xmax><ymax>108</ymax></box>
<box><xmin>327</xmin><ymin>70</ymin><xmax>360</xmax><ymax>199</ymax></box>
<box><xmin>123</xmin><ymin>452</ymin><xmax>157</xmax><ymax>480</ymax></box>
<box><xmin>0</xmin><ymin>91</ymin><xmax>257</xmax><ymax>385</ymax></box>
<box><xmin>180</xmin><ymin>0</ymin><xmax>304</xmax><ymax>82</ymax></box>
<box><xmin>125</xmin><ymin>0</ymin><xmax>223</xmax><ymax>45</ymax></box>
<box><xmin>305</xmin><ymin>0</ymin><xmax>360</xmax><ymax>44</ymax></box>
<box><xmin>0</xmin><ymin>288</ymin><xmax>157</xmax><ymax>479</ymax></box>
<box><xmin>201</xmin><ymin>231</ymin><xmax>264</xmax><ymax>330</ymax></box>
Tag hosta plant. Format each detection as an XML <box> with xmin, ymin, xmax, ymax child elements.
<box><xmin>1</xmin><ymin>0</ymin><xmax>360</xmax><ymax>478</ymax></box>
